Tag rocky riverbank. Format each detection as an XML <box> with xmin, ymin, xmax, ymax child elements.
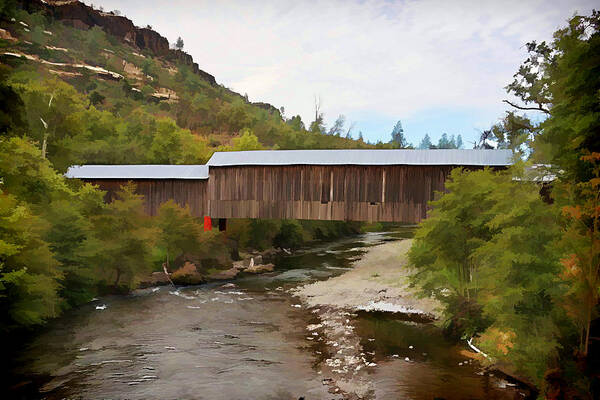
<box><xmin>291</xmin><ymin>239</ymin><xmax>440</xmax><ymax>319</ymax></box>
<box><xmin>289</xmin><ymin>239</ymin><xmax>442</xmax><ymax>398</ymax></box>
<box><xmin>140</xmin><ymin>249</ymin><xmax>282</xmax><ymax>287</ymax></box>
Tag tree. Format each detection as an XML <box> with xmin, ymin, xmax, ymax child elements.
<box><xmin>0</xmin><ymin>192</ymin><xmax>61</xmax><ymax>329</ymax></box>
<box><xmin>437</xmin><ymin>133</ymin><xmax>455</xmax><ymax>149</ymax></box>
<box><xmin>156</xmin><ymin>201</ymin><xmax>202</xmax><ymax>271</ymax></box>
<box><xmin>175</xmin><ymin>36</ymin><xmax>184</xmax><ymax>50</ymax></box>
<box><xmin>309</xmin><ymin>96</ymin><xmax>325</xmax><ymax>134</ymax></box>
<box><xmin>409</xmin><ymin>168</ymin><xmax>497</xmax><ymax>337</ymax></box>
<box><xmin>474</xmin><ymin>165</ymin><xmax>563</xmax><ymax>383</ymax></box>
<box><xmin>390</xmin><ymin>120</ymin><xmax>407</xmax><ymax>148</ymax></box>
<box><xmin>88</xmin><ymin>91</ymin><xmax>105</xmax><ymax>108</ymax></box>
<box><xmin>287</xmin><ymin>115</ymin><xmax>305</xmax><ymax>131</ymax></box>
<box><xmin>418</xmin><ymin>134</ymin><xmax>432</xmax><ymax>149</ymax></box>
<box><xmin>557</xmin><ymin>153</ymin><xmax>600</xmax><ymax>357</ymax></box>
<box><xmin>231</xmin><ymin>128</ymin><xmax>263</xmax><ymax>150</ymax></box>
<box><xmin>328</xmin><ymin>115</ymin><xmax>346</xmax><ymax>136</ymax></box>
<box><xmin>456</xmin><ymin>134</ymin><xmax>463</xmax><ymax>149</ymax></box>
<box><xmin>410</xmin><ymin>165</ymin><xmax>564</xmax><ymax>384</ymax></box>
<box><xmin>489</xmin><ymin>112</ymin><xmax>535</xmax><ymax>151</ymax></box>
<box><xmin>505</xmin><ymin>13</ymin><xmax>600</xmax><ymax>360</ymax></box>
<box><xmin>81</xmin><ymin>183</ymin><xmax>157</xmax><ymax>288</ymax></box>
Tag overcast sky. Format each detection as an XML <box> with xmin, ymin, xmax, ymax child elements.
<box><xmin>94</xmin><ymin>0</ymin><xmax>595</xmax><ymax>146</ymax></box>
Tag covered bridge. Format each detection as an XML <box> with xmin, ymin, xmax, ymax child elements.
<box><xmin>206</xmin><ymin>149</ymin><xmax>513</xmax><ymax>223</ymax></box>
<box><xmin>65</xmin><ymin>149</ymin><xmax>513</xmax><ymax>224</ymax></box>
<box><xmin>65</xmin><ymin>164</ymin><xmax>209</xmax><ymax>217</ymax></box>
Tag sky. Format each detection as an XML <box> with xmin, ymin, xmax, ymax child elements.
<box><xmin>94</xmin><ymin>0</ymin><xmax>596</xmax><ymax>146</ymax></box>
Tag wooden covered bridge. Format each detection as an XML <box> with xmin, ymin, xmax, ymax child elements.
<box><xmin>65</xmin><ymin>149</ymin><xmax>513</xmax><ymax>224</ymax></box>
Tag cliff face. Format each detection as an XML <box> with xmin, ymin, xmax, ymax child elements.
<box><xmin>25</xmin><ymin>0</ymin><xmax>216</xmax><ymax>85</ymax></box>
<box><xmin>167</xmin><ymin>49</ymin><xmax>216</xmax><ymax>86</ymax></box>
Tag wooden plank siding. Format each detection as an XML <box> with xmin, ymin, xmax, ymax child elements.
<box><xmin>207</xmin><ymin>165</ymin><xmax>464</xmax><ymax>223</ymax></box>
<box><xmin>82</xmin><ymin>178</ymin><xmax>208</xmax><ymax>217</ymax></box>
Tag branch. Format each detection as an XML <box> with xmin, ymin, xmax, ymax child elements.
<box><xmin>503</xmin><ymin>99</ymin><xmax>550</xmax><ymax>114</ymax></box>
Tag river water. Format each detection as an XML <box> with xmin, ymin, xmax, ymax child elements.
<box><xmin>7</xmin><ymin>231</ymin><xmax>531</xmax><ymax>399</ymax></box>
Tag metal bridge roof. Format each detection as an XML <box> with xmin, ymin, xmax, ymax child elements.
<box><xmin>207</xmin><ymin>149</ymin><xmax>514</xmax><ymax>167</ymax></box>
<box><xmin>65</xmin><ymin>165</ymin><xmax>209</xmax><ymax>179</ymax></box>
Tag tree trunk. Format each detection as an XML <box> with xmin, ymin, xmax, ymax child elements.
<box><xmin>114</xmin><ymin>268</ymin><xmax>121</xmax><ymax>287</ymax></box>
<box><xmin>41</xmin><ymin>132</ymin><xmax>48</xmax><ymax>159</ymax></box>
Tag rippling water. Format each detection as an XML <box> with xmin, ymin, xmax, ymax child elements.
<box><xmin>6</xmin><ymin>231</ymin><xmax>531</xmax><ymax>399</ymax></box>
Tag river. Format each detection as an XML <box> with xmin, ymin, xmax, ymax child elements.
<box><xmin>6</xmin><ymin>231</ymin><xmax>531</xmax><ymax>399</ymax></box>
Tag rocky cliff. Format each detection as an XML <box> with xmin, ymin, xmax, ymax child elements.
<box><xmin>23</xmin><ymin>0</ymin><xmax>216</xmax><ymax>85</ymax></box>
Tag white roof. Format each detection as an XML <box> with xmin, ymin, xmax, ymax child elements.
<box><xmin>207</xmin><ymin>149</ymin><xmax>513</xmax><ymax>167</ymax></box>
<box><xmin>65</xmin><ymin>165</ymin><xmax>209</xmax><ymax>179</ymax></box>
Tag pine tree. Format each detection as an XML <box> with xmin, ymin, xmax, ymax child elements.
<box><xmin>390</xmin><ymin>120</ymin><xmax>407</xmax><ymax>148</ymax></box>
<box><xmin>175</xmin><ymin>36</ymin><xmax>184</xmax><ymax>50</ymax></box>
<box><xmin>456</xmin><ymin>134</ymin><xmax>463</xmax><ymax>149</ymax></box>
<box><xmin>418</xmin><ymin>134</ymin><xmax>432</xmax><ymax>149</ymax></box>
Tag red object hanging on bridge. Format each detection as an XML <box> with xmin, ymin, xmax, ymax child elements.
<box><xmin>203</xmin><ymin>216</ymin><xmax>212</xmax><ymax>231</ymax></box>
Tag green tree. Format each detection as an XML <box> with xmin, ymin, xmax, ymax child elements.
<box><xmin>81</xmin><ymin>183</ymin><xmax>157</xmax><ymax>289</ymax></box>
<box><xmin>155</xmin><ymin>200</ymin><xmax>202</xmax><ymax>271</ymax></box>
<box><xmin>409</xmin><ymin>168</ymin><xmax>497</xmax><ymax>337</ymax></box>
<box><xmin>231</xmin><ymin>128</ymin><xmax>263</xmax><ymax>151</ymax></box>
<box><xmin>0</xmin><ymin>192</ymin><xmax>61</xmax><ymax>329</ymax></box>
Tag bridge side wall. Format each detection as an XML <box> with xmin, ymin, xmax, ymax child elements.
<box><xmin>82</xmin><ymin>178</ymin><xmax>208</xmax><ymax>217</ymax></box>
<box><xmin>207</xmin><ymin>165</ymin><xmax>459</xmax><ymax>223</ymax></box>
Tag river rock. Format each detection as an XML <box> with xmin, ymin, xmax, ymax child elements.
<box><xmin>245</xmin><ymin>263</ymin><xmax>275</xmax><ymax>274</ymax></box>
<box><xmin>172</xmin><ymin>261</ymin><xmax>205</xmax><ymax>285</ymax></box>
<box><xmin>139</xmin><ymin>271</ymin><xmax>171</xmax><ymax>287</ymax></box>
<box><xmin>208</xmin><ymin>266</ymin><xmax>241</xmax><ymax>280</ymax></box>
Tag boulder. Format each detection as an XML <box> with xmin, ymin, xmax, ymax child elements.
<box><xmin>208</xmin><ymin>267</ymin><xmax>240</xmax><ymax>280</ymax></box>
<box><xmin>245</xmin><ymin>263</ymin><xmax>275</xmax><ymax>274</ymax></box>
<box><xmin>171</xmin><ymin>261</ymin><xmax>205</xmax><ymax>285</ymax></box>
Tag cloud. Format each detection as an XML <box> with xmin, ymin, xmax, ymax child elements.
<box><xmin>95</xmin><ymin>0</ymin><xmax>596</xmax><ymax>141</ymax></box>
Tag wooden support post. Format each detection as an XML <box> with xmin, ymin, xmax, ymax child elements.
<box><xmin>382</xmin><ymin>169</ymin><xmax>386</xmax><ymax>203</ymax></box>
<box><xmin>219</xmin><ymin>218</ymin><xmax>227</xmax><ymax>231</ymax></box>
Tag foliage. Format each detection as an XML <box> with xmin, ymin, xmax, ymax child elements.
<box><xmin>409</xmin><ymin>10</ymin><xmax>600</xmax><ymax>393</ymax></box>
<box><xmin>230</xmin><ymin>128</ymin><xmax>263</xmax><ymax>151</ymax></box>
<box><xmin>155</xmin><ymin>200</ymin><xmax>203</xmax><ymax>270</ymax></box>
<box><xmin>410</xmin><ymin>166</ymin><xmax>564</xmax><ymax>384</ymax></box>
<box><xmin>555</xmin><ymin>153</ymin><xmax>600</xmax><ymax>357</ymax></box>
<box><xmin>0</xmin><ymin>191</ymin><xmax>61</xmax><ymax>330</ymax></box>
<box><xmin>81</xmin><ymin>183</ymin><xmax>157</xmax><ymax>289</ymax></box>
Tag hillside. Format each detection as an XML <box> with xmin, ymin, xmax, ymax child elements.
<box><xmin>0</xmin><ymin>0</ymin><xmax>372</xmax><ymax>171</ymax></box>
